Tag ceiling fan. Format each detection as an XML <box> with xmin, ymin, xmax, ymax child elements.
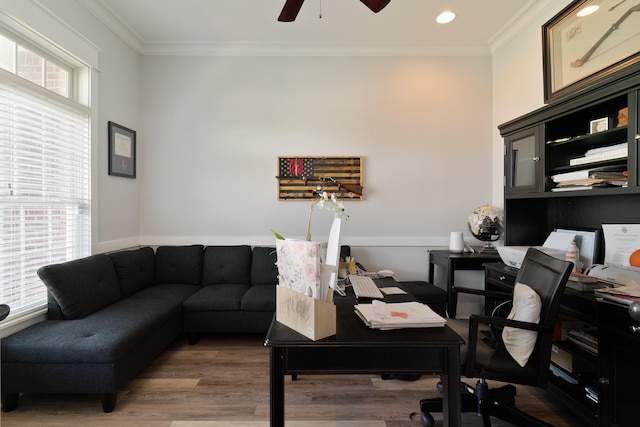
<box><xmin>278</xmin><ymin>0</ymin><xmax>391</xmax><ymax>22</ymax></box>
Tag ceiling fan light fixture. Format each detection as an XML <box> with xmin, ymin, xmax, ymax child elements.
<box><xmin>436</xmin><ymin>10</ymin><xmax>456</xmax><ymax>24</ymax></box>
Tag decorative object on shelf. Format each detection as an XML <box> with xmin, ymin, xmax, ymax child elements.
<box><xmin>276</xmin><ymin>156</ymin><xmax>362</xmax><ymax>200</ymax></box>
<box><xmin>589</xmin><ymin>117</ymin><xmax>609</xmax><ymax>133</ymax></box>
<box><xmin>618</xmin><ymin>107</ymin><xmax>629</xmax><ymax>126</ymax></box>
<box><xmin>272</xmin><ymin>190</ymin><xmax>348</xmax><ymax>243</ymax></box>
<box><xmin>468</xmin><ymin>205</ymin><xmax>504</xmax><ymax>254</ymax></box>
<box><xmin>108</xmin><ymin>121</ymin><xmax>136</xmax><ymax>178</ymax></box>
<box><xmin>542</xmin><ymin>0</ymin><xmax>640</xmax><ymax>103</ymax></box>
<box><xmin>448</xmin><ymin>231</ymin><xmax>464</xmax><ymax>253</ymax></box>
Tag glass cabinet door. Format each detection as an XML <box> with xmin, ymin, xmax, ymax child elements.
<box><xmin>505</xmin><ymin>126</ymin><xmax>542</xmax><ymax>194</ymax></box>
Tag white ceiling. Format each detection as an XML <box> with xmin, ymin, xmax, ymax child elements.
<box><xmin>80</xmin><ymin>0</ymin><xmax>536</xmax><ymax>56</ymax></box>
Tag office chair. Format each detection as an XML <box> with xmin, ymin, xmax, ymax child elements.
<box><xmin>419</xmin><ymin>248</ymin><xmax>573</xmax><ymax>427</ymax></box>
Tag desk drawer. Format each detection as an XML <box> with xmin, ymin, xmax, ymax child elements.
<box><xmin>284</xmin><ymin>346</ymin><xmax>446</xmax><ymax>375</ymax></box>
<box><xmin>485</xmin><ymin>266</ymin><xmax>516</xmax><ymax>291</ymax></box>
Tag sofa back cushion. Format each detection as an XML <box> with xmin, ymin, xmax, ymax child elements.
<box><xmin>37</xmin><ymin>254</ymin><xmax>121</xmax><ymax>320</ymax></box>
<box><xmin>251</xmin><ymin>246</ymin><xmax>278</xmax><ymax>285</ymax></box>
<box><xmin>202</xmin><ymin>245</ymin><xmax>252</xmax><ymax>285</ymax></box>
<box><xmin>109</xmin><ymin>247</ymin><xmax>156</xmax><ymax>298</ymax></box>
<box><xmin>155</xmin><ymin>245</ymin><xmax>204</xmax><ymax>285</ymax></box>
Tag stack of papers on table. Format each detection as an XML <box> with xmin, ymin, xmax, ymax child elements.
<box><xmin>594</xmin><ymin>284</ymin><xmax>640</xmax><ymax>305</ymax></box>
<box><xmin>354</xmin><ymin>300</ymin><xmax>446</xmax><ymax>330</ymax></box>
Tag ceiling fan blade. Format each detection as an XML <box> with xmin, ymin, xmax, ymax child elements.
<box><xmin>360</xmin><ymin>0</ymin><xmax>391</xmax><ymax>13</ymax></box>
<box><xmin>278</xmin><ymin>0</ymin><xmax>305</xmax><ymax>22</ymax></box>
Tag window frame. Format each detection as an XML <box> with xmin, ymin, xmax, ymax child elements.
<box><xmin>0</xmin><ymin>20</ymin><xmax>91</xmax><ymax>329</ymax></box>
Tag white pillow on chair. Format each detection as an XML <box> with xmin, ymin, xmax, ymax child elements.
<box><xmin>501</xmin><ymin>282</ymin><xmax>541</xmax><ymax>367</ymax></box>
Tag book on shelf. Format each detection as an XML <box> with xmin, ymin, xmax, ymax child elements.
<box><xmin>550</xmin><ymin>180</ymin><xmax>627</xmax><ymax>192</ymax></box>
<box><xmin>550</xmin><ymin>186</ymin><xmax>594</xmax><ymax>192</ymax></box>
<box><xmin>569</xmin><ymin>143</ymin><xmax>627</xmax><ymax>166</ymax></box>
<box><xmin>554</xmin><ymin>178</ymin><xmax>627</xmax><ymax>187</ymax></box>
<box><xmin>567</xmin><ymin>335</ymin><xmax>598</xmax><ymax>355</ymax></box>
<box><xmin>551</xmin><ymin>166</ymin><xmax>627</xmax><ymax>183</ymax></box>
<box><xmin>568</xmin><ymin>326</ymin><xmax>598</xmax><ymax>347</ymax></box>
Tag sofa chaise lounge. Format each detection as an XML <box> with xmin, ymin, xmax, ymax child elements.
<box><xmin>1</xmin><ymin>244</ymin><xmax>278</xmax><ymax>412</ymax></box>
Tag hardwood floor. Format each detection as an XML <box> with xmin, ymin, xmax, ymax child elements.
<box><xmin>1</xmin><ymin>334</ymin><xmax>583</xmax><ymax>426</ymax></box>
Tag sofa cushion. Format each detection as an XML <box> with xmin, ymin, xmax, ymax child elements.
<box><xmin>1</xmin><ymin>297</ymin><xmax>183</xmax><ymax>364</ymax></box>
<box><xmin>202</xmin><ymin>245</ymin><xmax>252</xmax><ymax>286</ymax></box>
<box><xmin>182</xmin><ymin>284</ymin><xmax>250</xmax><ymax>312</ymax></box>
<box><xmin>109</xmin><ymin>247</ymin><xmax>156</xmax><ymax>298</ymax></box>
<box><xmin>155</xmin><ymin>245</ymin><xmax>204</xmax><ymax>285</ymax></box>
<box><xmin>37</xmin><ymin>254</ymin><xmax>121</xmax><ymax>320</ymax></box>
<box><xmin>251</xmin><ymin>246</ymin><xmax>278</xmax><ymax>286</ymax></box>
<box><xmin>241</xmin><ymin>285</ymin><xmax>275</xmax><ymax>311</ymax></box>
<box><xmin>128</xmin><ymin>283</ymin><xmax>201</xmax><ymax>302</ymax></box>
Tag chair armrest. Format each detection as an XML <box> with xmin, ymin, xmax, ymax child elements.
<box><xmin>470</xmin><ymin>314</ymin><xmax>552</xmax><ymax>333</ymax></box>
<box><xmin>465</xmin><ymin>314</ymin><xmax>553</xmax><ymax>376</ymax></box>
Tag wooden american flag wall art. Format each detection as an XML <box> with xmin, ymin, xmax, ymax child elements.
<box><xmin>276</xmin><ymin>156</ymin><xmax>363</xmax><ymax>200</ymax></box>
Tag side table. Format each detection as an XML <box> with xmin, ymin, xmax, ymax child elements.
<box><xmin>428</xmin><ymin>249</ymin><xmax>500</xmax><ymax>318</ymax></box>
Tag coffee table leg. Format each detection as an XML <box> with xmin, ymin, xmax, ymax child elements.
<box><xmin>270</xmin><ymin>347</ymin><xmax>285</xmax><ymax>427</ymax></box>
<box><xmin>442</xmin><ymin>346</ymin><xmax>461</xmax><ymax>427</ymax></box>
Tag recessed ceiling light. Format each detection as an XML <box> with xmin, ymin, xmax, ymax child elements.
<box><xmin>577</xmin><ymin>5</ymin><xmax>599</xmax><ymax>17</ymax></box>
<box><xmin>436</xmin><ymin>11</ymin><xmax>456</xmax><ymax>24</ymax></box>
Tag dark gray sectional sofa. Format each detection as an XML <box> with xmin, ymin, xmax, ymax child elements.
<box><xmin>1</xmin><ymin>244</ymin><xmax>278</xmax><ymax>413</ymax></box>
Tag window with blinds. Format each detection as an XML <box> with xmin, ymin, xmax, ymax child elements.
<box><xmin>0</xmin><ymin>30</ymin><xmax>90</xmax><ymax>321</ymax></box>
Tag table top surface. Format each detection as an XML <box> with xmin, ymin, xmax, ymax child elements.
<box><xmin>265</xmin><ymin>277</ymin><xmax>463</xmax><ymax>348</ymax></box>
<box><xmin>430</xmin><ymin>249</ymin><xmax>501</xmax><ymax>261</ymax></box>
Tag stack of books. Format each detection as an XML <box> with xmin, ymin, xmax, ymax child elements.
<box><xmin>594</xmin><ymin>283</ymin><xmax>640</xmax><ymax>306</ymax></box>
<box><xmin>551</xmin><ymin>165</ymin><xmax>627</xmax><ymax>192</ymax></box>
<box><xmin>354</xmin><ymin>300</ymin><xmax>446</xmax><ymax>330</ymax></box>
<box><xmin>569</xmin><ymin>143</ymin><xmax>628</xmax><ymax>166</ymax></box>
<box><xmin>566</xmin><ymin>272</ymin><xmax>605</xmax><ymax>291</ymax></box>
<box><xmin>567</xmin><ymin>326</ymin><xmax>598</xmax><ymax>356</ymax></box>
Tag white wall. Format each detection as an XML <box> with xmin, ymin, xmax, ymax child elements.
<box><xmin>35</xmin><ymin>0</ymin><xmax>142</xmax><ymax>254</ymax></box>
<box><xmin>139</xmin><ymin>55</ymin><xmax>494</xmax><ymax>280</ymax></box>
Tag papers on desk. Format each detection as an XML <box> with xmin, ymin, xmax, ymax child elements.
<box><xmin>594</xmin><ymin>283</ymin><xmax>640</xmax><ymax>305</ymax></box>
<box><xmin>354</xmin><ymin>300</ymin><xmax>446</xmax><ymax>330</ymax></box>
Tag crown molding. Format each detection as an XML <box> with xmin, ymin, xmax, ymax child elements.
<box><xmin>79</xmin><ymin>0</ymin><xmax>495</xmax><ymax>57</ymax></box>
<box><xmin>78</xmin><ymin>0</ymin><xmax>144</xmax><ymax>54</ymax></box>
<box><xmin>140</xmin><ymin>41</ymin><xmax>492</xmax><ymax>57</ymax></box>
<box><xmin>489</xmin><ymin>0</ymin><xmax>559</xmax><ymax>52</ymax></box>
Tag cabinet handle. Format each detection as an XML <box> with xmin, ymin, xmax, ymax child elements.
<box><xmin>630</xmin><ymin>325</ymin><xmax>640</xmax><ymax>333</ymax></box>
<box><xmin>532</xmin><ymin>156</ymin><xmax>540</xmax><ymax>162</ymax></box>
<box><xmin>598</xmin><ymin>377</ymin><xmax>610</xmax><ymax>385</ymax></box>
<box><xmin>499</xmin><ymin>275</ymin><xmax>506</xmax><ymax>281</ymax></box>
<box><xmin>635</xmin><ymin>134</ymin><xmax>640</xmax><ymax>140</ymax></box>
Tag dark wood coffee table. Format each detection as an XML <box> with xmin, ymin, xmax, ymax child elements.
<box><xmin>264</xmin><ymin>278</ymin><xmax>463</xmax><ymax>426</ymax></box>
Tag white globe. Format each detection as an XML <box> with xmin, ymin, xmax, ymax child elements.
<box><xmin>468</xmin><ymin>205</ymin><xmax>504</xmax><ymax>252</ymax></box>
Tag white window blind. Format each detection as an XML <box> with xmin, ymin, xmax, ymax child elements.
<box><xmin>0</xmin><ymin>77</ymin><xmax>90</xmax><ymax>319</ymax></box>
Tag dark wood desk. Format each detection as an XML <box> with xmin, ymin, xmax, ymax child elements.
<box><xmin>428</xmin><ymin>249</ymin><xmax>500</xmax><ymax>318</ymax></box>
<box><xmin>264</xmin><ymin>279</ymin><xmax>464</xmax><ymax>427</ymax></box>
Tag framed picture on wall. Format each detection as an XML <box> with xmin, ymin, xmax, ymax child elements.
<box><xmin>108</xmin><ymin>121</ymin><xmax>136</xmax><ymax>178</ymax></box>
<box><xmin>542</xmin><ymin>0</ymin><xmax>640</xmax><ymax>103</ymax></box>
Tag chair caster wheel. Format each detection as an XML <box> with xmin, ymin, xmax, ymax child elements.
<box><xmin>421</xmin><ymin>411</ymin><xmax>435</xmax><ymax>427</ymax></box>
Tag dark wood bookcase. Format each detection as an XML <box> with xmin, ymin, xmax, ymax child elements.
<box><xmin>497</xmin><ymin>71</ymin><xmax>640</xmax><ymax>427</ymax></box>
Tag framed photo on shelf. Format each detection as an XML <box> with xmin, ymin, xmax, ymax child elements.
<box><xmin>108</xmin><ymin>121</ymin><xmax>136</xmax><ymax>178</ymax></box>
<box><xmin>542</xmin><ymin>0</ymin><xmax>640</xmax><ymax>103</ymax></box>
<box><xmin>589</xmin><ymin>117</ymin><xmax>609</xmax><ymax>133</ymax></box>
